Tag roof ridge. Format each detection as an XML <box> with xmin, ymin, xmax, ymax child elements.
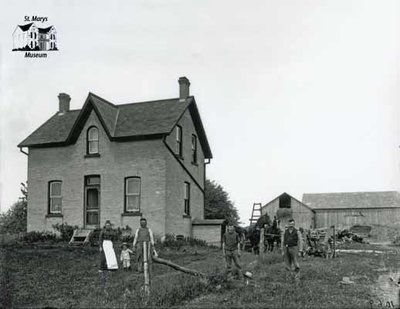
<box><xmin>303</xmin><ymin>190</ymin><xmax>399</xmax><ymax>195</ymax></box>
<box><xmin>19</xmin><ymin>22</ymin><xmax>33</xmax><ymax>27</ymax></box>
<box><xmin>117</xmin><ymin>97</ymin><xmax>180</xmax><ymax>107</ymax></box>
<box><xmin>88</xmin><ymin>92</ymin><xmax>117</xmax><ymax>109</ymax></box>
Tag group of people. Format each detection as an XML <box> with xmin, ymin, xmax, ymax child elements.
<box><xmin>99</xmin><ymin>217</ymin><xmax>157</xmax><ymax>273</ymax></box>
<box><xmin>98</xmin><ymin>216</ymin><xmax>304</xmax><ymax>283</ymax></box>
<box><xmin>222</xmin><ymin>219</ymin><xmax>303</xmax><ymax>282</ymax></box>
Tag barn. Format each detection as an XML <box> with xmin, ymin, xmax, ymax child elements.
<box><xmin>302</xmin><ymin>191</ymin><xmax>400</xmax><ymax>229</ymax></box>
<box><xmin>260</xmin><ymin>193</ymin><xmax>315</xmax><ymax>229</ymax></box>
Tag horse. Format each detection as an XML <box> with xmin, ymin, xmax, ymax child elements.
<box><xmin>246</xmin><ymin>226</ymin><xmax>260</xmax><ymax>255</ymax></box>
<box><xmin>264</xmin><ymin>225</ymin><xmax>281</xmax><ymax>252</ymax></box>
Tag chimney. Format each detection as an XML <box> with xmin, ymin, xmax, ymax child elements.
<box><xmin>58</xmin><ymin>93</ymin><xmax>70</xmax><ymax>113</ymax></box>
<box><xmin>178</xmin><ymin>77</ymin><xmax>190</xmax><ymax>101</ymax></box>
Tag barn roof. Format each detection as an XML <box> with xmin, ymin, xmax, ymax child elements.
<box><xmin>18</xmin><ymin>92</ymin><xmax>212</xmax><ymax>158</ymax></box>
<box><xmin>302</xmin><ymin>191</ymin><xmax>400</xmax><ymax>210</ymax></box>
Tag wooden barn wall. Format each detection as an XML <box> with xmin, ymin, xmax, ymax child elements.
<box><xmin>261</xmin><ymin>198</ymin><xmax>315</xmax><ymax>229</ymax></box>
<box><xmin>315</xmin><ymin>208</ymin><xmax>400</xmax><ymax>229</ymax></box>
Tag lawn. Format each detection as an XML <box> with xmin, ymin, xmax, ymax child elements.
<box><xmin>1</xmin><ymin>241</ymin><xmax>399</xmax><ymax>308</ymax></box>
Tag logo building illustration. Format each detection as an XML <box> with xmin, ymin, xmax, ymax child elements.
<box><xmin>13</xmin><ymin>22</ymin><xmax>57</xmax><ymax>51</ymax></box>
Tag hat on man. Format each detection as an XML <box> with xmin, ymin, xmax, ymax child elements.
<box><xmin>288</xmin><ymin>219</ymin><xmax>295</xmax><ymax>227</ymax></box>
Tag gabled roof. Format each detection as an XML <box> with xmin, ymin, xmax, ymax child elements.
<box><xmin>263</xmin><ymin>192</ymin><xmax>315</xmax><ymax>212</ymax></box>
<box><xmin>18</xmin><ymin>93</ymin><xmax>212</xmax><ymax>158</ymax></box>
<box><xmin>18</xmin><ymin>23</ymin><xmax>34</xmax><ymax>32</ymax></box>
<box><xmin>38</xmin><ymin>26</ymin><xmax>54</xmax><ymax>34</ymax></box>
<box><xmin>302</xmin><ymin>191</ymin><xmax>400</xmax><ymax>210</ymax></box>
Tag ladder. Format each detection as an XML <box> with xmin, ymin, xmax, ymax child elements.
<box><xmin>249</xmin><ymin>202</ymin><xmax>262</xmax><ymax>226</ymax></box>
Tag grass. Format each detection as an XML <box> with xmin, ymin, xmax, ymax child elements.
<box><xmin>0</xmin><ymin>241</ymin><xmax>399</xmax><ymax>308</ymax></box>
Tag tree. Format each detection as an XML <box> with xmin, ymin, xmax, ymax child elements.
<box><xmin>204</xmin><ymin>179</ymin><xmax>240</xmax><ymax>225</ymax></box>
<box><xmin>0</xmin><ymin>182</ymin><xmax>28</xmax><ymax>234</ymax></box>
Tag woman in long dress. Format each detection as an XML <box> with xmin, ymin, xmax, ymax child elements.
<box><xmin>99</xmin><ymin>220</ymin><xmax>118</xmax><ymax>272</ymax></box>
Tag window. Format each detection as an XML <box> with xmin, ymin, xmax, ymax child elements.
<box><xmin>279</xmin><ymin>194</ymin><xmax>291</xmax><ymax>208</ymax></box>
<box><xmin>184</xmin><ymin>182</ymin><xmax>190</xmax><ymax>216</ymax></box>
<box><xmin>87</xmin><ymin>126</ymin><xmax>99</xmax><ymax>154</ymax></box>
<box><xmin>49</xmin><ymin>181</ymin><xmax>62</xmax><ymax>213</ymax></box>
<box><xmin>191</xmin><ymin>135</ymin><xmax>197</xmax><ymax>164</ymax></box>
<box><xmin>125</xmin><ymin>177</ymin><xmax>141</xmax><ymax>212</ymax></box>
<box><xmin>176</xmin><ymin>125</ymin><xmax>182</xmax><ymax>157</ymax></box>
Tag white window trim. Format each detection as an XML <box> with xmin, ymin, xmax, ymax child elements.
<box><xmin>49</xmin><ymin>181</ymin><xmax>62</xmax><ymax>213</ymax></box>
<box><xmin>125</xmin><ymin>177</ymin><xmax>141</xmax><ymax>212</ymax></box>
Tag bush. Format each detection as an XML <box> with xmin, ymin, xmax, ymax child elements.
<box><xmin>52</xmin><ymin>223</ymin><xmax>79</xmax><ymax>242</ymax></box>
<box><xmin>89</xmin><ymin>228</ymin><xmax>102</xmax><ymax>246</ymax></box>
<box><xmin>20</xmin><ymin>231</ymin><xmax>57</xmax><ymax>243</ymax></box>
<box><xmin>117</xmin><ymin>225</ymin><xmax>134</xmax><ymax>243</ymax></box>
<box><xmin>161</xmin><ymin>234</ymin><xmax>207</xmax><ymax>249</ymax></box>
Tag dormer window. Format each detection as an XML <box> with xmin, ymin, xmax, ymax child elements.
<box><xmin>87</xmin><ymin>126</ymin><xmax>99</xmax><ymax>154</ymax></box>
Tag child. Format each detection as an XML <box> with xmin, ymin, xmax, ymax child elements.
<box><xmin>120</xmin><ymin>242</ymin><xmax>133</xmax><ymax>270</ymax></box>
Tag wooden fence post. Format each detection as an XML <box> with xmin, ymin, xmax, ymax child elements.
<box><xmin>143</xmin><ymin>241</ymin><xmax>150</xmax><ymax>295</ymax></box>
<box><xmin>332</xmin><ymin>225</ymin><xmax>336</xmax><ymax>258</ymax></box>
<box><xmin>260</xmin><ymin>228</ymin><xmax>265</xmax><ymax>253</ymax></box>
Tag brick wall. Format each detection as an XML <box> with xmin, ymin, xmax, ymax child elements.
<box><xmin>27</xmin><ymin>105</ymin><xmax>209</xmax><ymax>239</ymax></box>
<box><xmin>164</xmin><ymin>108</ymin><xmax>206</xmax><ymax>237</ymax></box>
<box><xmin>27</xmin><ymin>110</ymin><xmax>167</xmax><ymax>234</ymax></box>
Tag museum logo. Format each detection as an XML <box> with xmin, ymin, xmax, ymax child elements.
<box><xmin>12</xmin><ymin>16</ymin><xmax>58</xmax><ymax>58</ymax></box>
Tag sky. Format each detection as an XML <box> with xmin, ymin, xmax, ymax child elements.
<box><xmin>1</xmin><ymin>0</ymin><xmax>400</xmax><ymax>224</ymax></box>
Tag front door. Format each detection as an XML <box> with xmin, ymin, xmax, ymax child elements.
<box><xmin>84</xmin><ymin>175</ymin><xmax>100</xmax><ymax>228</ymax></box>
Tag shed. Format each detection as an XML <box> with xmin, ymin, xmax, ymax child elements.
<box><xmin>192</xmin><ymin>219</ymin><xmax>225</xmax><ymax>247</ymax></box>
<box><xmin>302</xmin><ymin>191</ymin><xmax>400</xmax><ymax>229</ymax></box>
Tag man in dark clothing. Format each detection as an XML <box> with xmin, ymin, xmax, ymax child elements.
<box><xmin>222</xmin><ymin>223</ymin><xmax>242</xmax><ymax>279</ymax></box>
<box><xmin>133</xmin><ymin>218</ymin><xmax>157</xmax><ymax>273</ymax></box>
<box><xmin>281</xmin><ymin>219</ymin><xmax>303</xmax><ymax>281</ymax></box>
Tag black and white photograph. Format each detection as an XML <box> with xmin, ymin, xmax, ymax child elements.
<box><xmin>1</xmin><ymin>1</ymin><xmax>400</xmax><ymax>308</ymax></box>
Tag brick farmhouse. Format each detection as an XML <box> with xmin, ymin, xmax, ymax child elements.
<box><xmin>18</xmin><ymin>77</ymin><xmax>223</xmax><ymax>242</ymax></box>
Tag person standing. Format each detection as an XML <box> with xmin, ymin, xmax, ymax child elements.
<box><xmin>120</xmin><ymin>242</ymin><xmax>134</xmax><ymax>270</ymax></box>
<box><xmin>281</xmin><ymin>219</ymin><xmax>303</xmax><ymax>281</ymax></box>
<box><xmin>99</xmin><ymin>220</ymin><xmax>118</xmax><ymax>272</ymax></box>
<box><xmin>133</xmin><ymin>218</ymin><xmax>158</xmax><ymax>273</ymax></box>
<box><xmin>222</xmin><ymin>223</ymin><xmax>242</xmax><ymax>279</ymax></box>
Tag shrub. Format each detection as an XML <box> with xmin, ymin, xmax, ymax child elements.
<box><xmin>52</xmin><ymin>223</ymin><xmax>79</xmax><ymax>242</ymax></box>
<box><xmin>118</xmin><ymin>225</ymin><xmax>134</xmax><ymax>243</ymax></box>
<box><xmin>89</xmin><ymin>228</ymin><xmax>102</xmax><ymax>246</ymax></box>
<box><xmin>20</xmin><ymin>231</ymin><xmax>57</xmax><ymax>243</ymax></box>
<box><xmin>161</xmin><ymin>234</ymin><xmax>207</xmax><ymax>249</ymax></box>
